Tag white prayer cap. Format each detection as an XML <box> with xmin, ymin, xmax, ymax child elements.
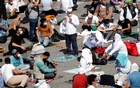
<box><xmin>67</xmin><ymin>7</ymin><xmax>73</xmax><ymax>12</ymax></box>
<box><xmin>88</xmin><ymin>13</ymin><xmax>93</xmax><ymax>18</ymax></box>
<box><xmin>119</xmin><ymin>16</ymin><xmax>124</xmax><ymax>21</ymax></box>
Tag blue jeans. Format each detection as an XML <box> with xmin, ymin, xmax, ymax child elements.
<box><xmin>29</xmin><ymin>18</ymin><xmax>38</xmax><ymax>40</ymax></box>
<box><xmin>39</xmin><ymin>37</ymin><xmax>51</xmax><ymax>46</ymax></box>
<box><xmin>85</xmin><ymin>42</ymin><xmax>102</xmax><ymax>49</ymax></box>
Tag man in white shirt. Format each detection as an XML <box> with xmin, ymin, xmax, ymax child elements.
<box><xmin>97</xmin><ymin>19</ymin><xmax>115</xmax><ymax>43</ymax></box>
<box><xmin>6</xmin><ymin>0</ymin><xmax>19</xmax><ymax>18</ymax></box>
<box><xmin>81</xmin><ymin>13</ymin><xmax>99</xmax><ymax>32</ymax></box>
<box><xmin>1</xmin><ymin>57</ymin><xmax>28</xmax><ymax>88</ymax></box>
<box><xmin>82</xmin><ymin>26</ymin><xmax>104</xmax><ymax>49</ymax></box>
<box><xmin>41</xmin><ymin>0</ymin><xmax>57</xmax><ymax>16</ymax></box>
<box><xmin>64</xmin><ymin>7</ymin><xmax>79</xmax><ymax>56</ymax></box>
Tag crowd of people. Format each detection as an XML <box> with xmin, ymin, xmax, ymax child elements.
<box><xmin>0</xmin><ymin>0</ymin><xmax>140</xmax><ymax>88</ymax></box>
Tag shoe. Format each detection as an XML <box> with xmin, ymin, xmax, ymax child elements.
<box><xmin>104</xmin><ymin>39</ymin><xmax>108</xmax><ymax>44</ymax></box>
<box><xmin>81</xmin><ymin>14</ymin><xmax>87</xmax><ymax>17</ymax></box>
<box><xmin>3</xmin><ymin>51</ymin><xmax>11</xmax><ymax>56</ymax></box>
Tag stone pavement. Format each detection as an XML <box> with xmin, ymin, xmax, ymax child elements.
<box><xmin>1</xmin><ymin>1</ymin><xmax>140</xmax><ymax>88</ymax></box>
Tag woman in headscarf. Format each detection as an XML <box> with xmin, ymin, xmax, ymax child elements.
<box><xmin>101</xmin><ymin>33</ymin><xmax>128</xmax><ymax>64</ymax></box>
<box><xmin>78</xmin><ymin>48</ymin><xmax>96</xmax><ymax>73</ymax></box>
<box><xmin>125</xmin><ymin>63</ymin><xmax>140</xmax><ymax>88</ymax></box>
<box><xmin>114</xmin><ymin>54</ymin><xmax>132</xmax><ymax>86</ymax></box>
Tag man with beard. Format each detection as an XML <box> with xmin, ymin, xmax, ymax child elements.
<box><xmin>120</xmin><ymin>0</ymin><xmax>138</xmax><ymax>26</ymax></box>
<box><xmin>33</xmin><ymin>51</ymin><xmax>57</xmax><ymax>79</ymax></box>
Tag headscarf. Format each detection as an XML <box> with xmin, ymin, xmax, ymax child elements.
<box><xmin>130</xmin><ymin>63</ymin><xmax>139</xmax><ymax>73</ymax></box>
<box><xmin>113</xmin><ymin>33</ymin><xmax>122</xmax><ymax>48</ymax></box>
<box><xmin>126</xmin><ymin>0</ymin><xmax>132</xmax><ymax>4</ymax></box>
<box><xmin>81</xmin><ymin>48</ymin><xmax>93</xmax><ymax>64</ymax></box>
<box><xmin>115</xmin><ymin>53</ymin><xmax>128</xmax><ymax>68</ymax></box>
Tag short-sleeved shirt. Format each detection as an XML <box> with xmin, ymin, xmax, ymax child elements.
<box><xmin>1</xmin><ymin>64</ymin><xmax>15</xmax><ymax>83</ymax></box>
<box><xmin>100</xmin><ymin>23</ymin><xmax>114</xmax><ymax>29</ymax></box>
<box><xmin>85</xmin><ymin>16</ymin><xmax>99</xmax><ymax>25</ymax></box>
<box><xmin>9</xmin><ymin>34</ymin><xmax>23</xmax><ymax>48</ymax></box>
<box><xmin>28</xmin><ymin>3</ymin><xmax>38</xmax><ymax>19</ymax></box>
<box><xmin>118</xmin><ymin>19</ymin><xmax>131</xmax><ymax>29</ymax></box>
<box><xmin>6</xmin><ymin>2</ymin><xmax>19</xmax><ymax>12</ymax></box>
<box><xmin>41</xmin><ymin>0</ymin><xmax>52</xmax><ymax>11</ymax></box>
<box><xmin>38</xmin><ymin>24</ymin><xmax>52</xmax><ymax>37</ymax></box>
<box><xmin>127</xmin><ymin>72</ymin><xmax>140</xmax><ymax>88</ymax></box>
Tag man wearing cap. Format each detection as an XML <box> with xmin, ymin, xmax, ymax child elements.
<box><xmin>82</xmin><ymin>26</ymin><xmax>104</xmax><ymax>49</ymax></box>
<box><xmin>114</xmin><ymin>16</ymin><xmax>131</xmax><ymax>36</ymax></box>
<box><xmin>64</xmin><ymin>7</ymin><xmax>79</xmax><ymax>56</ymax></box>
<box><xmin>81</xmin><ymin>13</ymin><xmax>99</xmax><ymax>32</ymax></box>
<box><xmin>120</xmin><ymin>0</ymin><xmax>138</xmax><ymax>26</ymax></box>
<box><xmin>97</xmin><ymin>19</ymin><xmax>115</xmax><ymax>43</ymax></box>
<box><xmin>10</xmin><ymin>49</ymin><xmax>30</xmax><ymax>71</ymax></box>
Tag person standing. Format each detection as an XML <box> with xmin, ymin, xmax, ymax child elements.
<box><xmin>28</xmin><ymin>0</ymin><xmax>40</xmax><ymax>42</ymax></box>
<box><xmin>64</xmin><ymin>7</ymin><xmax>79</xmax><ymax>56</ymax></box>
<box><xmin>0</xmin><ymin>0</ymin><xmax>7</xmax><ymax>20</ymax></box>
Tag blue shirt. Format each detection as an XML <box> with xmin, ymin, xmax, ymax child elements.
<box><xmin>127</xmin><ymin>72</ymin><xmax>140</xmax><ymax>88</ymax></box>
<box><xmin>0</xmin><ymin>19</ymin><xmax>8</xmax><ymax>36</ymax></box>
<box><xmin>10</xmin><ymin>55</ymin><xmax>24</xmax><ymax>69</ymax></box>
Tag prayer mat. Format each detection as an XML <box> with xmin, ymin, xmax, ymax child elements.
<box><xmin>54</xmin><ymin>55</ymin><xmax>76</xmax><ymax>63</ymax></box>
<box><xmin>122</xmin><ymin>32</ymin><xmax>138</xmax><ymax>38</ymax></box>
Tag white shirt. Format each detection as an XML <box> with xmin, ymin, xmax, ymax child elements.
<box><xmin>100</xmin><ymin>23</ymin><xmax>114</xmax><ymax>29</ymax></box>
<box><xmin>61</xmin><ymin>0</ymin><xmax>73</xmax><ymax>12</ymax></box>
<box><xmin>6</xmin><ymin>2</ymin><xmax>19</xmax><ymax>12</ymax></box>
<box><xmin>41</xmin><ymin>0</ymin><xmax>52</xmax><ymax>11</ymax></box>
<box><xmin>65</xmin><ymin>14</ymin><xmax>79</xmax><ymax>35</ymax></box>
<box><xmin>105</xmin><ymin>33</ymin><xmax>128</xmax><ymax>56</ymax></box>
<box><xmin>120</xmin><ymin>7</ymin><xmax>138</xmax><ymax>21</ymax></box>
<box><xmin>1</xmin><ymin>64</ymin><xmax>15</xmax><ymax>83</ymax></box>
<box><xmin>13</xmin><ymin>0</ymin><xmax>25</xmax><ymax>7</ymax></box>
<box><xmin>83</xmin><ymin>30</ymin><xmax>104</xmax><ymax>45</ymax></box>
<box><xmin>85</xmin><ymin>16</ymin><xmax>99</xmax><ymax>24</ymax></box>
<box><xmin>87</xmin><ymin>85</ymin><xmax>95</xmax><ymax>88</ymax></box>
<box><xmin>59</xmin><ymin>21</ymin><xmax>66</xmax><ymax>34</ymax></box>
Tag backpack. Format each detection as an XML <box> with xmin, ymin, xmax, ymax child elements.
<box><xmin>51</xmin><ymin>29</ymin><xmax>60</xmax><ymax>42</ymax></box>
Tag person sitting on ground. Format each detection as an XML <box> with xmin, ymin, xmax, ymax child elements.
<box><xmin>87</xmin><ymin>74</ymin><xmax>98</xmax><ymax>88</ymax></box>
<box><xmin>59</xmin><ymin>20</ymin><xmax>66</xmax><ymax>40</ymax></box>
<box><xmin>110</xmin><ymin>0</ymin><xmax>125</xmax><ymax>13</ymax></box>
<box><xmin>72</xmin><ymin>68</ymin><xmax>88</xmax><ymax>88</ymax></box>
<box><xmin>14</xmin><ymin>0</ymin><xmax>27</xmax><ymax>13</ymax></box>
<box><xmin>94</xmin><ymin>0</ymin><xmax>113</xmax><ymax>23</ymax></box>
<box><xmin>120</xmin><ymin>0</ymin><xmax>139</xmax><ymax>26</ymax></box>
<box><xmin>36</xmin><ymin>18</ymin><xmax>54</xmax><ymax>47</ymax></box>
<box><xmin>1</xmin><ymin>57</ymin><xmax>28</xmax><ymax>88</ymax></box>
<box><xmin>81</xmin><ymin>13</ymin><xmax>99</xmax><ymax>34</ymax></box>
<box><xmin>114</xmin><ymin>16</ymin><xmax>131</xmax><ymax>36</ymax></box>
<box><xmin>101</xmin><ymin>33</ymin><xmax>128</xmax><ymax>65</ymax></box>
<box><xmin>77</xmin><ymin>48</ymin><xmax>96</xmax><ymax>74</ymax></box>
<box><xmin>6</xmin><ymin>0</ymin><xmax>19</xmax><ymax>18</ymax></box>
<box><xmin>114</xmin><ymin>55</ymin><xmax>132</xmax><ymax>87</ymax></box>
<box><xmin>33</xmin><ymin>51</ymin><xmax>57</xmax><ymax>79</ymax></box>
<box><xmin>9</xmin><ymin>13</ymin><xmax>22</xmax><ymax>37</ymax></box>
<box><xmin>4</xmin><ymin>27</ymin><xmax>26</xmax><ymax>56</ymax></box>
<box><xmin>82</xmin><ymin>26</ymin><xmax>104</xmax><ymax>49</ymax></box>
<box><xmin>97</xmin><ymin>19</ymin><xmax>115</xmax><ymax>43</ymax></box>
<box><xmin>10</xmin><ymin>49</ymin><xmax>30</xmax><ymax>71</ymax></box>
<box><xmin>125</xmin><ymin>63</ymin><xmax>140</xmax><ymax>88</ymax></box>
<box><xmin>81</xmin><ymin>0</ymin><xmax>100</xmax><ymax>17</ymax></box>
<box><xmin>0</xmin><ymin>14</ymin><xmax>8</xmax><ymax>43</ymax></box>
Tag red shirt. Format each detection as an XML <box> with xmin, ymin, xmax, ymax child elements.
<box><xmin>72</xmin><ymin>74</ymin><xmax>88</xmax><ymax>88</ymax></box>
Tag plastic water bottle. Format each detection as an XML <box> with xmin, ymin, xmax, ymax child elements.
<box><xmin>31</xmin><ymin>74</ymin><xmax>34</xmax><ymax>82</ymax></box>
<box><xmin>98</xmin><ymin>74</ymin><xmax>101</xmax><ymax>83</ymax></box>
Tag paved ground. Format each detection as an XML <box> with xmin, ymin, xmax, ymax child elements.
<box><xmin>1</xmin><ymin>0</ymin><xmax>140</xmax><ymax>88</ymax></box>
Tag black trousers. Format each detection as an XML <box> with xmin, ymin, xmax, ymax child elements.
<box><xmin>0</xmin><ymin>6</ymin><xmax>7</xmax><ymax>20</ymax></box>
<box><xmin>65</xmin><ymin>33</ymin><xmax>78</xmax><ymax>55</ymax></box>
<box><xmin>42</xmin><ymin>9</ymin><xmax>58</xmax><ymax>17</ymax></box>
